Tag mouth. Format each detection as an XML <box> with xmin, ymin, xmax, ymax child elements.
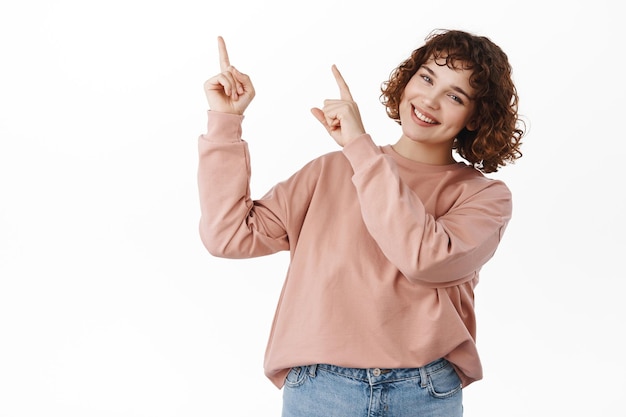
<box><xmin>413</xmin><ymin>106</ymin><xmax>439</xmax><ymax>125</ymax></box>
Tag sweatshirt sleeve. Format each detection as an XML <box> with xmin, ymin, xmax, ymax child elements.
<box><xmin>197</xmin><ymin>111</ymin><xmax>290</xmax><ymax>258</ymax></box>
<box><xmin>342</xmin><ymin>135</ymin><xmax>512</xmax><ymax>287</ymax></box>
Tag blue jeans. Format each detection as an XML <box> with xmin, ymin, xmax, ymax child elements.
<box><xmin>282</xmin><ymin>359</ymin><xmax>463</xmax><ymax>417</ymax></box>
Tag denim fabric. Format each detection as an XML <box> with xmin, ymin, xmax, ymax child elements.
<box><xmin>282</xmin><ymin>359</ymin><xmax>463</xmax><ymax>417</ymax></box>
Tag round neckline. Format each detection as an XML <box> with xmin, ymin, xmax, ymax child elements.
<box><xmin>382</xmin><ymin>144</ymin><xmax>467</xmax><ymax>172</ymax></box>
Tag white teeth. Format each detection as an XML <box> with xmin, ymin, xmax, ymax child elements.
<box><xmin>414</xmin><ymin>108</ymin><xmax>437</xmax><ymax>124</ymax></box>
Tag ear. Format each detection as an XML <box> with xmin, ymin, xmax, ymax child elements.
<box><xmin>466</xmin><ymin>119</ymin><xmax>478</xmax><ymax>132</ymax></box>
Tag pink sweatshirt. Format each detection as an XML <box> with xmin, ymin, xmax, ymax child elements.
<box><xmin>198</xmin><ymin>111</ymin><xmax>512</xmax><ymax>389</ymax></box>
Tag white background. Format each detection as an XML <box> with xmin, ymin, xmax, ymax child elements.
<box><xmin>1</xmin><ymin>0</ymin><xmax>624</xmax><ymax>416</ymax></box>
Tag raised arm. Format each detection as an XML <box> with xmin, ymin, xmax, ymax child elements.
<box><xmin>198</xmin><ymin>37</ymin><xmax>290</xmax><ymax>259</ymax></box>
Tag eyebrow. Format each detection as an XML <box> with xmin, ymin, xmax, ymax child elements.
<box><xmin>420</xmin><ymin>64</ymin><xmax>474</xmax><ymax>100</ymax></box>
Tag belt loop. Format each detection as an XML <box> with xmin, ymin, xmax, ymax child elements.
<box><xmin>308</xmin><ymin>364</ymin><xmax>318</xmax><ymax>377</ymax></box>
<box><xmin>419</xmin><ymin>365</ymin><xmax>428</xmax><ymax>388</ymax></box>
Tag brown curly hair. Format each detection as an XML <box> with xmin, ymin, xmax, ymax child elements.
<box><xmin>380</xmin><ymin>29</ymin><xmax>524</xmax><ymax>173</ymax></box>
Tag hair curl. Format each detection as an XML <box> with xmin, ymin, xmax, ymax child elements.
<box><xmin>380</xmin><ymin>29</ymin><xmax>524</xmax><ymax>173</ymax></box>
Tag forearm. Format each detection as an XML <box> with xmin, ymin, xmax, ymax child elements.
<box><xmin>197</xmin><ymin>111</ymin><xmax>288</xmax><ymax>258</ymax></box>
<box><xmin>342</xmin><ymin>136</ymin><xmax>510</xmax><ymax>286</ymax></box>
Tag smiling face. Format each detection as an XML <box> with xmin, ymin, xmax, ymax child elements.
<box><xmin>394</xmin><ymin>56</ymin><xmax>477</xmax><ymax>164</ymax></box>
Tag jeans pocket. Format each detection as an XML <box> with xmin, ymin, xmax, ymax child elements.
<box><xmin>427</xmin><ymin>361</ymin><xmax>462</xmax><ymax>399</ymax></box>
<box><xmin>284</xmin><ymin>366</ymin><xmax>308</xmax><ymax>388</ymax></box>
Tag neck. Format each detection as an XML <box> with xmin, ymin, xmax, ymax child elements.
<box><xmin>392</xmin><ymin>137</ymin><xmax>456</xmax><ymax>165</ymax></box>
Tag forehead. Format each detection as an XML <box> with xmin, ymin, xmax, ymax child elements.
<box><xmin>422</xmin><ymin>56</ymin><xmax>474</xmax><ymax>86</ymax></box>
<box><xmin>427</xmin><ymin>54</ymin><xmax>473</xmax><ymax>71</ymax></box>
<box><xmin>429</xmin><ymin>48</ymin><xmax>475</xmax><ymax>69</ymax></box>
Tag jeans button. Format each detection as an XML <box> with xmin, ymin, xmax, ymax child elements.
<box><xmin>372</xmin><ymin>368</ymin><xmax>381</xmax><ymax>377</ymax></box>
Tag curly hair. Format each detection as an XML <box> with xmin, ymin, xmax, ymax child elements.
<box><xmin>380</xmin><ymin>29</ymin><xmax>524</xmax><ymax>173</ymax></box>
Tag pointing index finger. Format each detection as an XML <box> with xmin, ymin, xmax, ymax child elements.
<box><xmin>217</xmin><ymin>36</ymin><xmax>231</xmax><ymax>71</ymax></box>
<box><xmin>332</xmin><ymin>65</ymin><xmax>353</xmax><ymax>101</ymax></box>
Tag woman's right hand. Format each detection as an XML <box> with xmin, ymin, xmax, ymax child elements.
<box><xmin>203</xmin><ymin>36</ymin><xmax>255</xmax><ymax>115</ymax></box>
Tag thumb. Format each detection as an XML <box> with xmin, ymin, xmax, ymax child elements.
<box><xmin>310</xmin><ymin>108</ymin><xmax>329</xmax><ymax>130</ymax></box>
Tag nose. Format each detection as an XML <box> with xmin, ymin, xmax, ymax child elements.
<box><xmin>421</xmin><ymin>90</ymin><xmax>440</xmax><ymax>110</ymax></box>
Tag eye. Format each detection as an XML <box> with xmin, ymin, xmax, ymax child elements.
<box><xmin>420</xmin><ymin>74</ymin><xmax>432</xmax><ymax>84</ymax></box>
<box><xmin>448</xmin><ymin>93</ymin><xmax>463</xmax><ymax>104</ymax></box>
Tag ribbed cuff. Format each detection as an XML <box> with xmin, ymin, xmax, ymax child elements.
<box><xmin>341</xmin><ymin>134</ymin><xmax>381</xmax><ymax>172</ymax></box>
<box><xmin>203</xmin><ymin>110</ymin><xmax>245</xmax><ymax>143</ymax></box>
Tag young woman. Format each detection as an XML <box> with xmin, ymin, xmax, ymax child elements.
<box><xmin>198</xmin><ymin>29</ymin><xmax>523</xmax><ymax>417</ymax></box>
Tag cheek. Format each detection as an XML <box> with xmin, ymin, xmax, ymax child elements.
<box><xmin>397</xmin><ymin>94</ymin><xmax>411</xmax><ymax>114</ymax></box>
<box><xmin>402</xmin><ymin>79</ymin><xmax>421</xmax><ymax>97</ymax></box>
<box><xmin>452</xmin><ymin>106</ymin><xmax>475</xmax><ymax>126</ymax></box>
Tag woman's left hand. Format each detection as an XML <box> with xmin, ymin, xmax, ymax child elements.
<box><xmin>311</xmin><ymin>65</ymin><xmax>366</xmax><ymax>147</ymax></box>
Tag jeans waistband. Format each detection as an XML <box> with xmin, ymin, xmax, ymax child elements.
<box><xmin>310</xmin><ymin>358</ymin><xmax>449</xmax><ymax>386</ymax></box>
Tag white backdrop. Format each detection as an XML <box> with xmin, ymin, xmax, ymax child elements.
<box><xmin>1</xmin><ymin>0</ymin><xmax>624</xmax><ymax>416</ymax></box>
